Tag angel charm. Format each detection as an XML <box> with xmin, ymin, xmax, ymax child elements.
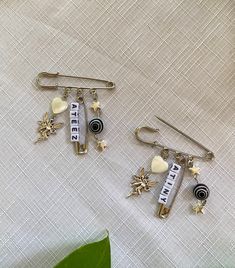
<box><xmin>35</xmin><ymin>112</ymin><xmax>63</xmax><ymax>143</ymax></box>
<box><xmin>127</xmin><ymin>168</ymin><xmax>156</xmax><ymax>197</ymax></box>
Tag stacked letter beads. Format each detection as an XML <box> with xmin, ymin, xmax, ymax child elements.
<box><xmin>158</xmin><ymin>163</ymin><xmax>181</xmax><ymax>205</ymax></box>
<box><xmin>70</xmin><ymin>103</ymin><xmax>80</xmax><ymax>142</ymax></box>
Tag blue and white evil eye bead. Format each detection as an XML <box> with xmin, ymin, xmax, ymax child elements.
<box><xmin>89</xmin><ymin>118</ymin><xmax>104</xmax><ymax>134</ymax></box>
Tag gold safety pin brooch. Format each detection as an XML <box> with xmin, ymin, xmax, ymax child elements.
<box><xmin>129</xmin><ymin>116</ymin><xmax>215</xmax><ymax>219</ymax></box>
<box><xmin>35</xmin><ymin>72</ymin><xmax>115</xmax><ymax>155</ymax></box>
<box><xmin>135</xmin><ymin>116</ymin><xmax>215</xmax><ymax>161</ymax></box>
<box><xmin>36</xmin><ymin>72</ymin><xmax>115</xmax><ymax>90</ymax></box>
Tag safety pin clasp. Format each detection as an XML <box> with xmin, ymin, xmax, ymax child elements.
<box><xmin>135</xmin><ymin>119</ymin><xmax>215</xmax><ymax>161</ymax></box>
<box><xmin>36</xmin><ymin>72</ymin><xmax>59</xmax><ymax>90</ymax></box>
<box><xmin>135</xmin><ymin>126</ymin><xmax>160</xmax><ymax>146</ymax></box>
<box><xmin>155</xmin><ymin>116</ymin><xmax>215</xmax><ymax>161</ymax></box>
<box><xmin>36</xmin><ymin>72</ymin><xmax>115</xmax><ymax>91</ymax></box>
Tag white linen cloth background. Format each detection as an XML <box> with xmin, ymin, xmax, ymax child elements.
<box><xmin>0</xmin><ymin>0</ymin><xmax>234</xmax><ymax>267</ymax></box>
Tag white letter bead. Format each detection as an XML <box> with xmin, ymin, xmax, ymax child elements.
<box><xmin>158</xmin><ymin>194</ymin><xmax>168</xmax><ymax>205</ymax></box>
<box><xmin>71</xmin><ymin>134</ymin><xmax>79</xmax><ymax>142</ymax></box>
<box><xmin>171</xmin><ymin>163</ymin><xmax>181</xmax><ymax>174</ymax></box>
<box><xmin>161</xmin><ymin>185</ymin><xmax>171</xmax><ymax>197</ymax></box>
<box><xmin>70</xmin><ymin>111</ymin><xmax>79</xmax><ymax>118</ymax></box>
<box><xmin>71</xmin><ymin>126</ymin><xmax>79</xmax><ymax>134</ymax></box>
<box><xmin>70</xmin><ymin>102</ymin><xmax>79</xmax><ymax>111</ymax></box>
<box><xmin>70</xmin><ymin>119</ymin><xmax>79</xmax><ymax>126</ymax></box>
<box><xmin>167</xmin><ymin>170</ymin><xmax>178</xmax><ymax>181</ymax></box>
<box><xmin>165</xmin><ymin>178</ymin><xmax>174</xmax><ymax>189</ymax></box>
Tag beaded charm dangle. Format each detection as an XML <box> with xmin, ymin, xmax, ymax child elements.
<box><xmin>88</xmin><ymin>89</ymin><xmax>107</xmax><ymax>151</ymax></box>
<box><xmin>128</xmin><ymin>129</ymin><xmax>174</xmax><ymax>199</ymax></box>
<box><xmin>127</xmin><ymin>128</ymin><xmax>171</xmax><ymax>199</ymax></box>
<box><xmin>188</xmin><ymin>157</ymin><xmax>210</xmax><ymax>215</ymax></box>
<box><xmin>35</xmin><ymin>88</ymin><xmax>70</xmax><ymax>143</ymax></box>
<box><xmin>136</xmin><ymin>128</ymin><xmax>170</xmax><ymax>174</ymax></box>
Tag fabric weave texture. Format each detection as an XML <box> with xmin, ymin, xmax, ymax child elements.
<box><xmin>0</xmin><ymin>0</ymin><xmax>234</xmax><ymax>267</ymax></box>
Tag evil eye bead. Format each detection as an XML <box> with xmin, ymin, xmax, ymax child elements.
<box><xmin>89</xmin><ymin>118</ymin><xmax>104</xmax><ymax>134</ymax></box>
<box><xmin>193</xmin><ymin>183</ymin><xmax>210</xmax><ymax>200</ymax></box>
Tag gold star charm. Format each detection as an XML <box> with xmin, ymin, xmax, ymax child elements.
<box><xmin>91</xmin><ymin>101</ymin><xmax>101</xmax><ymax>112</ymax></box>
<box><xmin>97</xmin><ymin>140</ymin><xmax>107</xmax><ymax>151</ymax></box>
<box><xmin>35</xmin><ymin>112</ymin><xmax>63</xmax><ymax>143</ymax></box>
<box><xmin>192</xmin><ymin>200</ymin><xmax>205</xmax><ymax>214</ymax></box>
<box><xmin>127</xmin><ymin>168</ymin><xmax>156</xmax><ymax>197</ymax></box>
<box><xmin>189</xmin><ymin>166</ymin><xmax>201</xmax><ymax>176</ymax></box>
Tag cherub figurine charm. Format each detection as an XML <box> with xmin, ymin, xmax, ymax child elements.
<box><xmin>127</xmin><ymin>168</ymin><xmax>156</xmax><ymax>197</ymax></box>
<box><xmin>89</xmin><ymin>89</ymin><xmax>107</xmax><ymax>152</ymax></box>
<box><xmin>35</xmin><ymin>112</ymin><xmax>63</xmax><ymax>143</ymax></box>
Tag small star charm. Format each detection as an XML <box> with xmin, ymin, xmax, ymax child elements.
<box><xmin>189</xmin><ymin>166</ymin><xmax>201</xmax><ymax>176</ymax></box>
<box><xmin>192</xmin><ymin>200</ymin><xmax>206</xmax><ymax>214</ymax></box>
<box><xmin>91</xmin><ymin>101</ymin><xmax>101</xmax><ymax>112</ymax></box>
<box><xmin>97</xmin><ymin>140</ymin><xmax>107</xmax><ymax>151</ymax></box>
<box><xmin>35</xmin><ymin>112</ymin><xmax>63</xmax><ymax>143</ymax></box>
<box><xmin>127</xmin><ymin>168</ymin><xmax>156</xmax><ymax>197</ymax></box>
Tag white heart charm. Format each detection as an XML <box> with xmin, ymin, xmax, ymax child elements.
<box><xmin>51</xmin><ymin>97</ymin><xmax>68</xmax><ymax>114</ymax></box>
<box><xmin>151</xmin><ymin>156</ymin><xmax>169</xmax><ymax>174</ymax></box>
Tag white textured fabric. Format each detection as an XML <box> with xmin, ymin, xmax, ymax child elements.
<box><xmin>0</xmin><ymin>0</ymin><xmax>234</xmax><ymax>267</ymax></box>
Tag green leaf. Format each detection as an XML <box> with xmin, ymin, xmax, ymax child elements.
<box><xmin>54</xmin><ymin>235</ymin><xmax>111</xmax><ymax>268</ymax></box>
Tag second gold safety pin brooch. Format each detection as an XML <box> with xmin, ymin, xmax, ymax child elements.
<box><xmin>128</xmin><ymin>116</ymin><xmax>215</xmax><ymax>219</ymax></box>
<box><xmin>35</xmin><ymin>72</ymin><xmax>115</xmax><ymax>155</ymax></box>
